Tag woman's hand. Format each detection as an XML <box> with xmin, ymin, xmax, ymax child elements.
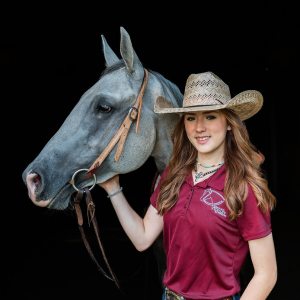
<box><xmin>98</xmin><ymin>175</ymin><xmax>120</xmax><ymax>195</ymax></box>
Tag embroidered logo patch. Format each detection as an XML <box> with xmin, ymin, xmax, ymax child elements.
<box><xmin>200</xmin><ymin>188</ymin><xmax>226</xmax><ymax>217</ymax></box>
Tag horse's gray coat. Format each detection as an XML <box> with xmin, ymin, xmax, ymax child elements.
<box><xmin>22</xmin><ymin>27</ymin><xmax>183</xmax><ymax>287</ymax></box>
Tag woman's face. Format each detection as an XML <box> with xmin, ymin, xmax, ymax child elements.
<box><xmin>184</xmin><ymin>110</ymin><xmax>231</xmax><ymax>155</ymax></box>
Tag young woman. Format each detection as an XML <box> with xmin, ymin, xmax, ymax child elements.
<box><xmin>98</xmin><ymin>72</ymin><xmax>277</xmax><ymax>300</ymax></box>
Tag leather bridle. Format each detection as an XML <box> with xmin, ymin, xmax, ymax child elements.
<box><xmin>70</xmin><ymin>69</ymin><xmax>150</xmax><ymax>294</ymax></box>
<box><xmin>86</xmin><ymin>69</ymin><xmax>149</xmax><ymax>178</ymax></box>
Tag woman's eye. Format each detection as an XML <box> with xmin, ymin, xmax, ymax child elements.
<box><xmin>206</xmin><ymin>115</ymin><xmax>216</xmax><ymax>120</ymax></box>
<box><xmin>97</xmin><ymin>104</ymin><xmax>112</xmax><ymax>113</ymax></box>
<box><xmin>187</xmin><ymin>117</ymin><xmax>195</xmax><ymax>121</ymax></box>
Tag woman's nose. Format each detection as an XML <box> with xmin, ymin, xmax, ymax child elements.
<box><xmin>195</xmin><ymin>119</ymin><xmax>206</xmax><ymax>132</ymax></box>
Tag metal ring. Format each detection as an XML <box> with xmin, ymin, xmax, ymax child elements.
<box><xmin>71</xmin><ymin>169</ymin><xmax>97</xmax><ymax>192</ymax></box>
<box><xmin>128</xmin><ymin>107</ymin><xmax>138</xmax><ymax>121</ymax></box>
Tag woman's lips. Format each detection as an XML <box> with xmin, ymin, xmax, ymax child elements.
<box><xmin>196</xmin><ymin>136</ymin><xmax>210</xmax><ymax>144</ymax></box>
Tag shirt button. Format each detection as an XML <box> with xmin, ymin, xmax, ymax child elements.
<box><xmin>191</xmin><ymin>189</ymin><xmax>193</xmax><ymax>191</ymax></box>
<box><xmin>187</xmin><ymin>195</ymin><xmax>190</xmax><ymax>199</ymax></box>
<box><xmin>184</xmin><ymin>205</ymin><xmax>187</xmax><ymax>208</ymax></box>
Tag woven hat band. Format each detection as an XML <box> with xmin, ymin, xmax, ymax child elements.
<box><xmin>183</xmin><ymin>94</ymin><xmax>231</xmax><ymax>107</ymax></box>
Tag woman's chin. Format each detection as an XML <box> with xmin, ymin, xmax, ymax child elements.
<box><xmin>196</xmin><ymin>145</ymin><xmax>215</xmax><ymax>154</ymax></box>
<box><xmin>195</xmin><ymin>140</ymin><xmax>226</xmax><ymax>156</ymax></box>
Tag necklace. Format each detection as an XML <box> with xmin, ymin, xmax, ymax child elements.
<box><xmin>194</xmin><ymin>160</ymin><xmax>221</xmax><ymax>182</ymax></box>
<box><xmin>194</xmin><ymin>167</ymin><xmax>220</xmax><ymax>182</ymax></box>
<box><xmin>196</xmin><ymin>158</ymin><xmax>224</xmax><ymax>168</ymax></box>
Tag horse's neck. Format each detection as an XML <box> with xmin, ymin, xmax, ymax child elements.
<box><xmin>149</xmin><ymin>72</ymin><xmax>183</xmax><ymax>174</ymax></box>
<box><xmin>151</xmin><ymin>70</ymin><xmax>183</xmax><ymax>107</ymax></box>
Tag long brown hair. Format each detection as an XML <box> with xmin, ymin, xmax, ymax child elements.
<box><xmin>156</xmin><ymin>109</ymin><xmax>276</xmax><ymax>221</ymax></box>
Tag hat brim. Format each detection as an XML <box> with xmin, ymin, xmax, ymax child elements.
<box><xmin>154</xmin><ymin>90</ymin><xmax>263</xmax><ymax>121</ymax></box>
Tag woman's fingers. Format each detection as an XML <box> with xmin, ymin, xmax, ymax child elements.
<box><xmin>98</xmin><ymin>175</ymin><xmax>120</xmax><ymax>193</ymax></box>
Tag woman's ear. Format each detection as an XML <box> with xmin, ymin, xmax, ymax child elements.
<box><xmin>227</xmin><ymin>125</ymin><xmax>232</xmax><ymax>131</ymax></box>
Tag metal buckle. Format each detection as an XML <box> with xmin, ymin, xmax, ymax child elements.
<box><xmin>128</xmin><ymin>107</ymin><xmax>138</xmax><ymax>121</ymax></box>
<box><xmin>165</xmin><ymin>289</ymin><xmax>185</xmax><ymax>300</ymax></box>
<box><xmin>71</xmin><ymin>169</ymin><xmax>97</xmax><ymax>192</ymax></box>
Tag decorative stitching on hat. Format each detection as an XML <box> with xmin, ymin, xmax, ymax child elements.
<box><xmin>183</xmin><ymin>72</ymin><xmax>231</xmax><ymax>107</ymax></box>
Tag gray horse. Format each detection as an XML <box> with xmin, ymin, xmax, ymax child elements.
<box><xmin>22</xmin><ymin>27</ymin><xmax>182</xmax><ymax>285</ymax></box>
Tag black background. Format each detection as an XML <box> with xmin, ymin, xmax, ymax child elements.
<box><xmin>1</xmin><ymin>1</ymin><xmax>300</xmax><ymax>299</ymax></box>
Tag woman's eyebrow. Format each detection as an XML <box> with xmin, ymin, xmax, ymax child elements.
<box><xmin>185</xmin><ymin>111</ymin><xmax>219</xmax><ymax>116</ymax></box>
<box><xmin>202</xmin><ymin>111</ymin><xmax>219</xmax><ymax>115</ymax></box>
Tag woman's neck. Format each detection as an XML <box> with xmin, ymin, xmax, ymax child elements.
<box><xmin>197</xmin><ymin>147</ymin><xmax>225</xmax><ymax>166</ymax></box>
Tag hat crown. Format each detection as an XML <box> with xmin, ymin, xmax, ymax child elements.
<box><xmin>183</xmin><ymin>72</ymin><xmax>231</xmax><ymax>107</ymax></box>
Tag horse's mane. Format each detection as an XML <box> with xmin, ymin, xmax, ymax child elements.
<box><xmin>99</xmin><ymin>60</ymin><xmax>125</xmax><ymax>79</ymax></box>
<box><xmin>99</xmin><ymin>60</ymin><xmax>183</xmax><ymax>108</ymax></box>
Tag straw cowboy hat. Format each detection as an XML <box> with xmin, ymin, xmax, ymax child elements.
<box><xmin>154</xmin><ymin>72</ymin><xmax>263</xmax><ymax>121</ymax></box>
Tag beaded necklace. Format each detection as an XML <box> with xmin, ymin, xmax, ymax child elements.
<box><xmin>194</xmin><ymin>159</ymin><xmax>223</xmax><ymax>182</ymax></box>
<box><xmin>196</xmin><ymin>158</ymin><xmax>225</xmax><ymax>168</ymax></box>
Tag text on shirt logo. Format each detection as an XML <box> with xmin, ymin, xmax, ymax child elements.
<box><xmin>200</xmin><ymin>188</ymin><xmax>226</xmax><ymax>217</ymax></box>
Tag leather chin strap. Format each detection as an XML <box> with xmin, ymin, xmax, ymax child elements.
<box><xmin>86</xmin><ymin>69</ymin><xmax>149</xmax><ymax>178</ymax></box>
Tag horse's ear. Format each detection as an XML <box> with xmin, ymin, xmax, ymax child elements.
<box><xmin>101</xmin><ymin>35</ymin><xmax>119</xmax><ymax>67</ymax></box>
<box><xmin>154</xmin><ymin>96</ymin><xmax>179</xmax><ymax>113</ymax></box>
<box><xmin>120</xmin><ymin>27</ymin><xmax>144</xmax><ymax>78</ymax></box>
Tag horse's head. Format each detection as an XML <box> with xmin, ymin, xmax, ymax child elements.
<box><xmin>22</xmin><ymin>27</ymin><xmax>182</xmax><ymax>210</ymax></box>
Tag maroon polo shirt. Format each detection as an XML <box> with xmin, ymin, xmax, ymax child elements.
<box><xmin>150</xmin><ymin>164</ymin><xmax>272</xmax><ymax>300</ymax></box>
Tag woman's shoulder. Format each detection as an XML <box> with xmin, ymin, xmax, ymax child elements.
<box><xmin>246</xmin><ymin>183</ymin><xmax>256</xmax><ymax>200</ymax></box>
<box><xmin>161</xmin><ymin>166</ymin><xmax>169</xmax><ymax>178</ymax></box>
<box><xmin>239</xmin><ymin>183</ymin><xmax>271</xmax><ymax>219</ymax></box>
<box><xmin>154</xmin><ymin>167</ymin><xmax>169</xmax><ymax>191</ymax></box>
<box><xmin>150</xmin><ymin>167</ymin><xmax>169</xmax><ymax>209</ymax></box>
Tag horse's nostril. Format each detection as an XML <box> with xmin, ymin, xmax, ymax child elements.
<box><xmin>33</xmin><ymin>175</ymin><xmax>40</xmax><ymax>184</ymax></box>
<box><xmin>32</xmin><ymin>174</ymin><xmax>42</xmax><ymax>193</ymax></box>
<box><xmin>26</xmin><ymin>171</ymin><xmax>50</xmax><ymax>207</ymax></box>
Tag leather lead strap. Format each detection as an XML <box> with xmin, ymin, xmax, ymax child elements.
<box><xmin>73</xmin><ymin>188</ymin><xmax>122</xmax><ymax>291</ymax></box>
<box><xmin>74</xmin><ymin>190</ymin><xmax>84</xmax><ymax>225</ymax></box>
<box><xmin>73</xmin><ymin>188</ymin><xmax>151</xmax><ymax>295</ymax></box>
<box><xmin>73</xmin><ymin>190</ymin><xmax>115</xmax><ymax>281</ymax></box>
<box><xmin>78</xmin><ymin>226</ymin><xmax>113</xmax><ymax>281</ymax></box>
<box><xmin>86</xmin><ymin>69</ymin><xmax>149</xmax><ymax>178</ymax></box>
<box><xmin>85</xmin><ymin>188</ymin><xmax>121</xmax><ymax>290</ymax></box>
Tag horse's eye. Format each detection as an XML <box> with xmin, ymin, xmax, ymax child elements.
<box><xmin>97</xmin><ymin>104</ymin><xmax>112</xmax><ymax>113</ymax></box>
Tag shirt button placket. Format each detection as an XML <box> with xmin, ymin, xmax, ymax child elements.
<box><xmin>184</xmin><ymin>188</ymin><xmax>194</xmax><ymax>215</ymax></box>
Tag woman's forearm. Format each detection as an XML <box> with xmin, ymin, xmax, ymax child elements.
<box><xmin>109</xmin><ymin>190</ymin><xmax>147</xmax><ymax>250</ymax></box>
<box><xmin>105</xmin><ymin>184</ymin><xmax>163</xmax><ymax>252</ymax></box>
<box><xmin>242</xmin><ymin>234</ymin><xmax>277</xmax><ymax>299</ymax></box>
<box><xmin>240</xmin><ymin>272</ymin><xmax>277</xmax><ymax>300</ymax></box>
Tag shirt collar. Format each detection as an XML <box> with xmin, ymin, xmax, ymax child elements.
<box><xmin>184</xmin><ymin>164</ymin><xmax>226</xmax><ymax>191</ymax></box>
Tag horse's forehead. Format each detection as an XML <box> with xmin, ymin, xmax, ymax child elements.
<box><xmin>86</xmin><ymin>71</ymin><xmax>136</xmax><ymax>101</ymax></box>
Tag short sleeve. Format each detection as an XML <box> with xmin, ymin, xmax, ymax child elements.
<box><xmin>236</xmin><ymin>184</ymin><xmax>272</xmax><ymax>241</ymax></box>
<box><xmin>150</xmin><ymin>167</ymin><xmax>169</xmax><ymax>210</ymax></box>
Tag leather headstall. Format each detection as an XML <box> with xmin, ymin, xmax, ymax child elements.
<box><xmin>86</xmin><ymin>68</ymin><xmax>149</xmax><ymax>178</ymax></box>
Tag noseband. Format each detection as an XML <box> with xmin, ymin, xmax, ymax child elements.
<box><xmin>70</xmin><ymin>69</ymin><xmax>150</xmax><ymax>295</ymax></box>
